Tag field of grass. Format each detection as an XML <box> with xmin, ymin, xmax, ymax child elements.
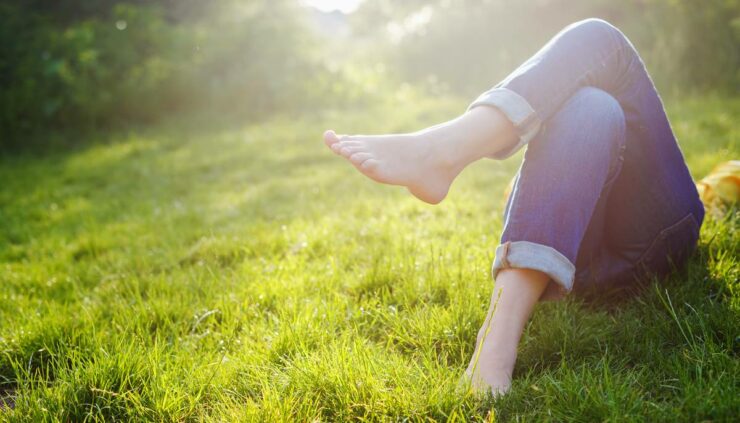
<box><xmin>0</xmin><ymin>94</ymin><xmax>738</xmax><ymax>421</ymax></box>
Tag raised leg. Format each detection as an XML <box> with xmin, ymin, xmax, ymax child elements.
<box><xmin>323</xmin><ymin>105</ymin><xmax>518</xmax><ymax>204</ymax></box>
<box><xmin>322</xmin><ymin>18</ymin><xmax>705</xmax><ymax>397</ymax></box>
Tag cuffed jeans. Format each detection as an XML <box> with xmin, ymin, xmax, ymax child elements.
<box><xmin>469</xmin><ymin>19</ymin><xmax>705</xmax><ymax>300</ymax></box>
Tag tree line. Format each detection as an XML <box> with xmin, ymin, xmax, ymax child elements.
<box><xmin>1</xmin><ymin>0</ymin><xmax>737</xmax><ymax>151</ymax></box>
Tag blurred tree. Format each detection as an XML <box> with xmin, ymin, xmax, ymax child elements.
<box><xmin>0</xmin><ymin>0</ymin><xmax>326</xmax><ymax>150</ymax></box>
<box><xmin>10</xmin><ymin>0</ymin><xmax>212</xmax><ymax>23</ymax></box>
<box><xmin>1</xmin><ymin>0</ymin><xmax>737</xmax><ymax>151</ymax></box>
<box><xmin>351</xmin><ymin>0</ymin><xmax>739</xmax><ymax>96</ymax></box>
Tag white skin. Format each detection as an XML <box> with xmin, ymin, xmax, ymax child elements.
<box><xmin>324</xmin><ymin>106</ymin><xmax>551</xmax><ymax>395</ymax></box>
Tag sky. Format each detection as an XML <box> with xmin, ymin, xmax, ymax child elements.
<box><xmin>302</xmin><ymin>0</ymin><xmax>365</xmax><ymax>14</ymax></box>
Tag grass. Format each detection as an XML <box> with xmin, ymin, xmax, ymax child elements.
<box><xmin>0</xmin><ymin>94</ymin><xmax>738</xmax><ymax>421</ymax></box>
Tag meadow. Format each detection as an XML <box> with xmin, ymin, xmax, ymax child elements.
<box><xmin>0</xmin><ymin>93</ymin><xmax>738</xmax><ymax>421</ymax></box>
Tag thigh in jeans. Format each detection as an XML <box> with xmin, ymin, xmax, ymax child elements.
<box><xmin>572</xmin><ymin>136</ymin><xmax>704</xmax><ymax>297</ymax></box>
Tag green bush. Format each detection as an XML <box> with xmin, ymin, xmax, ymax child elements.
<box><xmin>1</xmin><ymin>0</ymin><xmax>737</xmax><ymax>151</ymax></box>
<box><xmin>0</xmin><ymin>1</ymin><xmax>325</xmax><ymax>150</ymax></box>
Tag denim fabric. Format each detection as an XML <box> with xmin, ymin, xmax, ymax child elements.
<box><xmin>470</xmin><ymin>19</ymin><xmax>705</xmax><ymax>300</ymax></box>
<box><xmin>468</xmin><ymin>88</ymin><xmax>541</xmax><ymax>159</ymax></box>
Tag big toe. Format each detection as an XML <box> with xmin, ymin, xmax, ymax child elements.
<box><xmin>323</xmin><ymin>130</ymin><xmax>340</xmax><ymax>147</ymax></box>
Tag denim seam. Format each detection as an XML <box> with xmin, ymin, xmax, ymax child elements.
<box><xmin>634</xmin><ymin>212</ymin><xmax>699</xmax><ymax>267</ymax></box>
<box><xmin>501</xmin><ymin>241</ymin><xmax>511</xmax><ymax>267</ymax></box>
<box><xmin>605</xmin><ymin>143</ymin><xmax>626</xmax><ymax>184</ymax></box>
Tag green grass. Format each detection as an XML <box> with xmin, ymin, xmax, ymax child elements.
<box><xmin>0</xmin><ymin>94</ymin><xmax>738</xmax><ymax>421</ymax></box>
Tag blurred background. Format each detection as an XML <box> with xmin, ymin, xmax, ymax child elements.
<box><xmin>1</xmin><ymin>0</ymin><xmax>738</xmax><ymax>151</ymax></box>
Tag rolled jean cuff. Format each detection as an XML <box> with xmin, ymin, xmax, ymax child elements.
<box><xmin>492</xmin><ymin>241</ymin><xmax>576</xmax><ymax>299</ymax></box>
<box><xmin>468</xmin><ymin>88</ymin><xmax>542</xmax><ymax>159</ymax></box>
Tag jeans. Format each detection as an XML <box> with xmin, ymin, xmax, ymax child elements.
<box><xmin>469</xmin><ymin>19</ymin><xmax>705</xmax><ymax>300</ymax></box>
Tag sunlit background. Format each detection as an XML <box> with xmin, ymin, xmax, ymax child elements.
<box><xmin>303</xmin><ymin>0</ymin><xmax>365</xmax><ymax>13</ymax></box>
<box><xmin>1</xmin><ymin>0</ymin><xmax>737</xmax><ymax>150</ymax></box>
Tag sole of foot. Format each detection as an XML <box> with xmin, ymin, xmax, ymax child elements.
<box><xmin>323</xmin><ymin>129</ymin><xmax>460</xmax><ymax>204</ymax></box>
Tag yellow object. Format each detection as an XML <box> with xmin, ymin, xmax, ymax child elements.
<box><xmin>696</xmin><ymin>160</ymin><xmax>740</xmax><ymax>216</ymax></box>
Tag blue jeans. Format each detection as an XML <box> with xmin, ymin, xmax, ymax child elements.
<box><xmin>469</xmin><ymin>19</ymin><xmax>705</xmax><ymax>300</ymax></box>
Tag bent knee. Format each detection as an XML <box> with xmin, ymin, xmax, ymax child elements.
<box><xmin>574</xmin><ymin>18</ymin><xmax>618</xmax><ymax>30</ymax></box>
<box><xmin>568</xmin><ymin>87</ymin><xmax>625</xmax><ymax>131</ymax></box>
<box><xmin>549</xmin><ymin>87</ymin><xmax>626</xmax><ymax>157</ymax></box>
<box><xmin>569</xmin><ymin>87</ymin><xmax>622</xmax><ymax>113</ymax></box>
<box><xmin>569</xmin><ymin>18</ymin><xmax>621</xmax><ymax>37</ymax></box>
<box><xmin>562</xmin><ymin>18</ymin><xmax>626</xmax><ymax>49</ymax></box>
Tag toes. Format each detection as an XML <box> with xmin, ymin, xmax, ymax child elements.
<box><xmin>323</xmin><ymin>130</ymin><xmax>340</xmax><ymax>147</ymax></box>
<box><xmin>339</xmin><ymin>145</ymin><xmax>364</xmax><ymax>158</ymax></box>
<box><xmin>327</xmin><ymin>140</ymin><xmax>363</xmax><ymax>158</ymax></box>
<box><xmin>360</xmin><ymin>158</ymin><xmax>379</xmax><ymax>172</ymax></box>
<box><xmin>334</xmin><ymin>144</ymin><xmax>351</xmax><ymax>157</ymax></box>
<box><xmin>349</xmin><ymin>152</ymin><xmax>372</xmax><ymax>166</ymax></box>
<box><xmin>336</xmin><ymin>140</ymin><xmax>362</xmax><ymax>151</ymax></box>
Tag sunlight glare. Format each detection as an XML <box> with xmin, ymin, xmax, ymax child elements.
<box><xmin>302</xmin><ymin>0</ymin><xmax>364</xmax><ymax>14</ymax></box>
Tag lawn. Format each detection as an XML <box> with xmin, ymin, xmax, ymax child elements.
<box><xmin>0</xmin><ymin>94</ymin><xmax>737</xmax><ymax>421</ymax></box>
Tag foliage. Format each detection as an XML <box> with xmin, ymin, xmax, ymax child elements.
<box><xmin>1</xmin><ymin>0</ymin><xmax>738</xmax><ymax>151</ymax></box>
<box><xmin>0</xmin><ymin>95</ymin><xmax>737</xmax><ymax>420</ymax></box>
<box><xmin>352</xmin><ymin>0</ymin><xmax>740</xmax><ymax>97</ymax></box>
<box><xmin>0</xmin><ymin>1</ymin><xmax>326</xmax><ymax>150</ymax></box>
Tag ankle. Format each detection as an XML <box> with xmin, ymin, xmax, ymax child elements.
<box><xmin>407</xmin><ymin>130</ymin><xmax>464</xmax><ymax>172</ymax></box>
<box><xmin>456</xmin><ymin>107</ymin><xmax>518</xmax><ymax>159</ymax></box>
<box><xmin>419</xmin><ymin>109</ymin><xmax>514</xmax><ymax>167</ymax></box>
<box><xmin>420</xmin><ymin>125</ymin><xmax>482</xmax><ymax>171</ymax></box>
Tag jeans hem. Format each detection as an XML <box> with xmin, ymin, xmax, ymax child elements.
<box><xmin>468</xmin><ymin>88</ymin><xmax>542</xmax><ymax>159</ymax></box>
<box><xmin>492</xmin><ymin>240</ymin><xmax>575</xmax><ymax>300</ymax></box>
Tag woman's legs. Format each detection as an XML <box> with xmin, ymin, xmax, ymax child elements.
<box><xmin>323</xmin><ymin>18</ymin><xmax>704</xmax><ymax>395</ymax></box>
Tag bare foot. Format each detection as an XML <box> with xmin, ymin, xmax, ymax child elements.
<box><xmin>460</xmin><ymin>268</ymin><xmax>550</xmax><ymax>397</ymax></box>
<box><xmin>322</xmin><ymin>106</ymin><xmax>518</xmax><ymax>204</ymax></box>
<box><xmin>462</xmin><ymin>328</ymin><xmax>517</xmax><ymax>397</ymax></box>
<box><xmin>323</xmin><ymin>130</ymin><xmax>463</xmax><ymax>204</ymax></box>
